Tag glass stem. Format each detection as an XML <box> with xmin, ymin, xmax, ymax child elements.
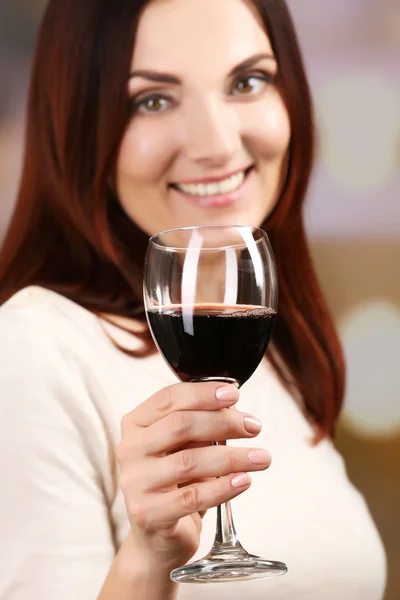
<box><xmin>191</xmin><ymin>379</ymin><xmax>244</xmax><ymax>554</ymax></box>
<box><xmin>211</xmin><ymin>441</ymin><xmax>244</xmax><ymax>552</ymax></box>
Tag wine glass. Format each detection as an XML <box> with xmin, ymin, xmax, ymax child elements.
<box><xmin>143</xmin><ymin>225</ymin><xmax>287</xmax><ymax>583</ymax></box>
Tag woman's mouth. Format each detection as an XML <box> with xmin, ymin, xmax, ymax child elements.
<box><xmin>169</xmin><ymin>166</ymin><xmax>254</xmax><ymax>208</ymax></box>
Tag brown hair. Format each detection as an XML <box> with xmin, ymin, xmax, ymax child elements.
<box><xmin>0</xmin><ymin>0</ymin><xmax>344</xmax><ymax>443</ymax></box>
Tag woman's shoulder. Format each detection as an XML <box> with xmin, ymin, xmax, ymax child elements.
<box><xmin>0</xmin><ymin>286</ymin><xmax>118</xmax><ymax>393</ymax></box>
<box><xmin>0</xmin><ymin>285</ymin><xmax>103</xmax><ymax>352</ymax></box>
<box><xmin>0</xmin><ymin>287</ymin><xmax>121</xmax><ymax>506</ymax></box>
<box><xmin>1</xmin><ymin>285</ymin><xmax>98</xmax><ymax>325</ymax></box>
<box><xmin>0</xmin><ymin>285</ymin><xmax>130</xmax><ymax>431</ymax></box>
<box><xmin>0</xmin><ymin>286</ymin><xmax>175</xmax><ymax>442</ymax></box>
<box><xmin>0</xmin><ymin>285</ymin><xmax>167</xmax><ymax>388</ymax></box>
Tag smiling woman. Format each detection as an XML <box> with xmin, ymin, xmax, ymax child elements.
<box><xmin>118</xmin><ymin>2</ymin><xmax>290</xmax><ymax>233</ymax></box>
<box><xmin>0</xmin><ymin>0</ymin><xmax>387</xmax><ymax>599</ymax></box>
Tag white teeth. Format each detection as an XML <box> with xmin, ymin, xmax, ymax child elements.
<box><xmin>175</xmin><ymin>171</ymin><xmax>246</xmax><ymax>197</ymax></box>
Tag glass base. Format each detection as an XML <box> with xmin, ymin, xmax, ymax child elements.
<box><xmin>170</xmin><ymin>548</ymin><xmax>288</xmax><ymax>583</ymax></box>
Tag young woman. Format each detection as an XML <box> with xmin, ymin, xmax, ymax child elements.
<box><xmin>0</xmin><ymin>0</ymin><xmax>387</xmax><ymax>598</ymax></box>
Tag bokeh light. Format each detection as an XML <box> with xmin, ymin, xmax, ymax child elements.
<box><xmin>316</xmin><ymin>73</ymin><xmax>399</xmax><ymax>193</ymax></box>
<box><xmin>340</xmin><ymin>301</ymin><xmax>400</xmax><ymax>437</ymax></box>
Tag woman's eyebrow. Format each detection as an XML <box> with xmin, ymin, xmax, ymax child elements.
<box><xmin>128</xmin><ymin>52</ymin><xmax>276</xmax><ymax>84</ymax></box>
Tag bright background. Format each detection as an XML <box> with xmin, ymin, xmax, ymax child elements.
<box><xmin>0</xmin><ymin>1</ymin><xmax>399</xmax><ymax>597</ymax></box>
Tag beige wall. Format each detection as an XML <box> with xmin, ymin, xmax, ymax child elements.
<box><xmin>292</xmin><ymin>3</ymin><xmax>400</xmax><ymax>597</ymax></box>
<box><xmin>310</xmin><ymin>241</ymin><xmax>400</xmax><ymax>599</ymax></box>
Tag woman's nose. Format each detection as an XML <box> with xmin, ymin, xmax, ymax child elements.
<box><xmin>182</xmin><ymin>98</ymin><xmax>241</xmax><ymax>168</ymax></box>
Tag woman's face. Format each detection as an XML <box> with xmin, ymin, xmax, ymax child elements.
<box><xmin>115</xmin><ymin>0</ymin><xmax>291</xmax><ymax>237</ymax></box>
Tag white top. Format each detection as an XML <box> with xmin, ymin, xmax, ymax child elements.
<box><xmin>0</xmin><ymin>286</ymin><xmax>387</xmax><ymax>600</ymax></box>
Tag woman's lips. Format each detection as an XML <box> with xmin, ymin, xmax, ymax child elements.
<box><xmin>169</xmin><ymin>166</ymin><xmax>254</xmax><ymax>209</ymax></box>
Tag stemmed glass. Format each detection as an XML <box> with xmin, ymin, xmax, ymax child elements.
<box><xmin>143</xmin><ymin>225</ymin><xmax>287</xmax><ymax>583</ymax></box>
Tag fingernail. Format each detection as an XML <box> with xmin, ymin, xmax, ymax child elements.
<box><xmin>231</xmin><ymin>473</ymin><xmax>251</xmax><ymax>489</ymax></box>
<box><xmin>244</xmin><ymin>416</ymin><xmax>262</xmax><ymax>434</ymax></box>
<box><xmin>216</xmin><ymin>386</ymin><xmax>239</xmax><ymax>405</ymax></box>
<box><xmin>248</xmin><ymin>450</ymin><xmax>270</xmax><ymax>465</ymax></box>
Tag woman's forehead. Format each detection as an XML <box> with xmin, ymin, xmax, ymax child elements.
<box><xmin>130</xmin><ymin>0</ymin><xmax>272</xmax><ymax>74</ymax></box>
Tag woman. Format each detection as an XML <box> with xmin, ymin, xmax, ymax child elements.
<box><xmin>0</xmin><ymin>0</ymin><xmax>387</xmax><ymax>598</ymax></box>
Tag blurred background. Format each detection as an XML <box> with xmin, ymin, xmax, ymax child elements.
<box><xmin>0</xmin><ymin>0</ymin><xmax>399</xmax><ymax>597</ymax></box>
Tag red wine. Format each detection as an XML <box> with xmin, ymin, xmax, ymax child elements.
<box><xmin>147</xmin><ymin>304</ymin><xmax>276</xmax><ymax>386</ymax></box>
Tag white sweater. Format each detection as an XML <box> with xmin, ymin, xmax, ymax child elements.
<box><xmin>0</xmin><ymin>286</ymin><xmax>387</xmax><ymax>599</ymax></box>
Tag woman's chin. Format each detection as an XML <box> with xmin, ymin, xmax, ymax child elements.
<box><xmin>169</xmin><ymin>206</ymin><xmax>265</xmax><ymax>230</ymax></box>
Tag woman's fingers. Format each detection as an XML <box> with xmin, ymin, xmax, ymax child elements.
<box><xmin>145</xmin><ymin>407</ymin><xmax>262</xmax><ymax>455</ymax></box>
<box><xmin>123</xmin><ymin>382</ymin><xmax>239</xmax><ymax>429</ymax></box>
<box><xmin>127</xmin><ymin>473</ymin><xmax>252</xmax><ymax>533</ymax></box>
<box><xmin>117</xmin><ymin>382</ymin><xmax>269</xmax><ymax>542</ymax></box>
<box><xmin>136</xmin><ymin>444</ymin><xmax>271</xmax><ymax>491</ymax></box>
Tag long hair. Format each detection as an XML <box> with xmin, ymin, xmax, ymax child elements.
<box><xmin>0</xmin><ymin>0</ymin><xmax>344</xmax><ymax>443</ymax></box>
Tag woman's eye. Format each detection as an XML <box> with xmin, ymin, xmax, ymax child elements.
<box><xmin>232</xmin><ymin>73</ymin><xmax>275</xmax><ymax>96</ymax></box>
<box><xmin>130</xmin><ymin>95</ymin><xmax>170</xmax><ymax>115</ymax></box>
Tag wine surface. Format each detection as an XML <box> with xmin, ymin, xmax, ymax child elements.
<box><xmin>147</xmin><ymin>304</ymin><xmax>276</xmax><ymax>386</ymax></box>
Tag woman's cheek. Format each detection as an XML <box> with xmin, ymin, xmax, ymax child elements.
<box><xmin>247</xmin><ymin>100</ymin><xmax>291</xmax><ymax>158</ymax></box>
<box><xmin>117</xmin><ymin>121</ymin><xmax>175</xmax><ymax>183</ymax></box>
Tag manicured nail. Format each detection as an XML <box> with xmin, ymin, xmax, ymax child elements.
<box><xmin>248</xmin><ymin>450</ymin><xmax>270</xmax><ymax>465</ymax></box>
<box><xmin>243</xmin><ymin>416</ymin><xmax>262</xmax><ymax>434</ymax></box>
<box><xmin>216</xmin><ymin>386</ymin><xmax>239</xmax><ymax>405</ymax></box>
<box><xmin>231</xmin><ymin>473</ymin><xmax>251</xmax><ymax>489</ymax></box>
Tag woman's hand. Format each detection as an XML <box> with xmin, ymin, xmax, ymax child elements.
<box><xmin>116</xmin><ymin>382</ymin><xmax>271</xmax><ymax>572</ymax></box>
